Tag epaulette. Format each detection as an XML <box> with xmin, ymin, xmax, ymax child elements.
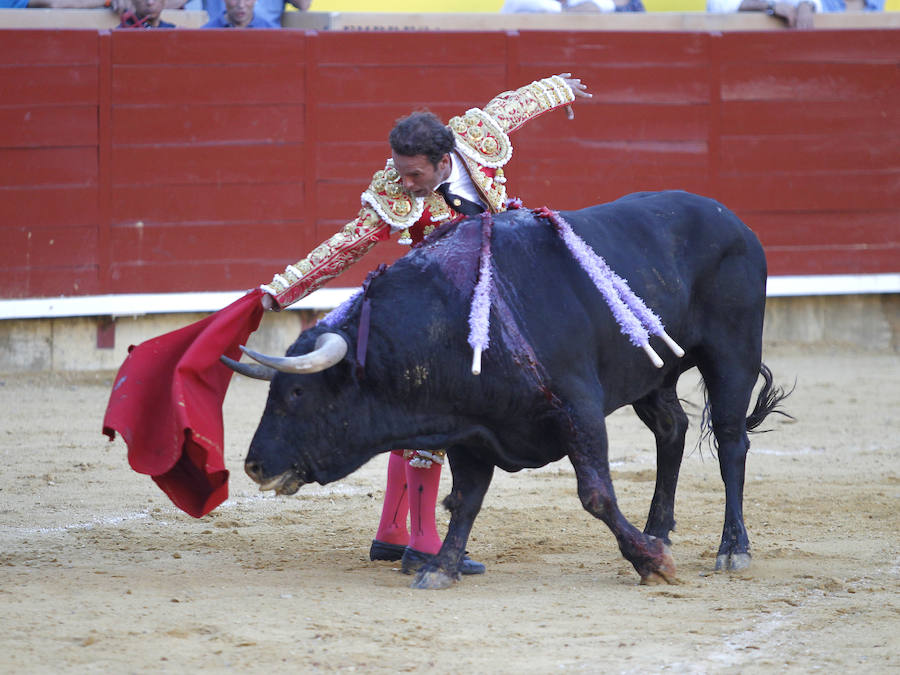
<box><xmin>361</xmin><ymin>163</ymin><xmax>424</xmax><ymax>230</ymax></box>
<box><xmin>448</xmin><ymin>108</ymin><xmax>513</xmax><ymax>169</ymax></box>
<box><xmin>361</xmin><ymin>161</ymin><xmax>456</xmax><ymax>235</ymax></box>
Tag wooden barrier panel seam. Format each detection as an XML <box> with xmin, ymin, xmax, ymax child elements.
<box><xmin>305</xmin><ymin>31</ymin><xmax>319</xmax><ymax>258</ymax></box>
<box><xmin>706</xmin><ymin>32</ymin><xmax>721</xmax><ymax>199</ymax></box>
<box><xmin>98</xmin><ymin>30</ymin><xmax>112</xmax><ymax>296</ymax></box>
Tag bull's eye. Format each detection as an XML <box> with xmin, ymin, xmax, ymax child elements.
<box><xmin>289</xmin><ymin>387</ymin><xmax>303</xmax><ymax>402</ymax></box>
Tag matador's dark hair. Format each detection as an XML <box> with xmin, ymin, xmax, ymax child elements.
<box><xmin>388</xmin><ymin>111</ymin><xmax>456</xmax><ymax>167</ymax></box>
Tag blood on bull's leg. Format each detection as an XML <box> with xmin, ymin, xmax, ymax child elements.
<box><xmin>568</xmin><ymin>421</ymin><xmax>678</xmax><ymax>585</ymax></box>
<box><xmin>410</xmin><ymin>447</ymin><xmax>494</xmax><ymax>590</ymax></box>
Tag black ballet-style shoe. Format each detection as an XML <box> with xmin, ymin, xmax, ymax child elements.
<box><xmin>368</xmin><ymin>539</ymin><xmax>406</xmax><ymax>562</ymax></box>
<box><xmin>400</xmin><ymin>547</ymin><xmax>486</xmax><ymax>576</ymax></box>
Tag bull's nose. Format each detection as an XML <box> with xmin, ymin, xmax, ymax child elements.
<box><xmin>245</xmin><ymin>459</ymin><xmax>265</xmax><ymax>484</ymax></box>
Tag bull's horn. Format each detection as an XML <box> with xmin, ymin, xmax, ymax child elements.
<box><xmin>241</xmin><ymin>332</ymin><xmax>349</xmax><ymax>374</ymax></box>
<box><xmin>219</xmin><ymin>355</ymin><xmax>275</xmax><ymax>381</ymax></box>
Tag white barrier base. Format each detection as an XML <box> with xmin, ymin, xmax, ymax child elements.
<box><xmin>0</xmin><ymin>288</ymin><xmax>358</xmax><ymax>321</ymax></box>
<box><xmin>0</xmin><ymin>274</ymin><xmax>897</xmax><ymax>320</ymax></box>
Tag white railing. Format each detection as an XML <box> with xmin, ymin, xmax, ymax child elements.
<box><xmin>1</xmin><ymin>275</ymin><xmax>897</xmax><ymax>320</ymax></box>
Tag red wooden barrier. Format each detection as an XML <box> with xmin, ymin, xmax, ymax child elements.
<box><xmin>1</xmin><ymin>28</ymin><xmax>897</xmax><ymax>300</ymax></box>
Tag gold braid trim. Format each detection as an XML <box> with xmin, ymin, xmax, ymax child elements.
<box><xmin>361</xmin><ymin>161</ymin><xmax>424</xmax><ymax>231</ymax></box>
<box><xmin>403</xmin><ymin>449</ymin><xmax>446</xmax><ymax>468</ymax></box>
<box><xmin>423</xmin><ymin>191</ymin><xmax>452</xmax><ymax>236</ymax></box>
<box><xmin>448</xmin><ymin>109</ymin><xmax>513</xmax><ymax>169</ymax></box>
<box><xmin>482</xmin><ymin>75</ymin><xmax>575</xmax><ymax>135</ymax></box>
<box><xmin>260</xmin><ymin>207</ymin><xmax>390</xmax><ymax>309</ymax></box>
<box><xmin>457</xmin><ymin>154</ymin><xmax>508</xmax><ymax>213</ymax></box>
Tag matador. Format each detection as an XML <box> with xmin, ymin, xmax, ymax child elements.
<box><xmin>258</xmin><ymin>73</ymin><xmax>591</xmax><ymax>576</ymax></box>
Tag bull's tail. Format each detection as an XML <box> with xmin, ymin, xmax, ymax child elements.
<box><xmin>698</xmin><ymin>363</ymin><xmax>793</xmax><ymax>450</ymax></box>
<box><xmin>745</xmin><ymin>363</ymin><xmax>794</xmax><ymax>432</ymax></box>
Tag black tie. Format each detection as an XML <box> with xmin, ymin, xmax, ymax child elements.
<box><xmin>436</xmin><ymin>183</ymin><xmax>485</xmax><ymax>216</ymax></box>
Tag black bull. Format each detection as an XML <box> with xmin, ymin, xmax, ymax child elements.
<box><xmin>232</xmin><ymin>190</ymin><xmax>790</xmax><ymax>590</ymax></box>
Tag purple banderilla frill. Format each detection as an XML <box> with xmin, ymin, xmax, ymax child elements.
<box><xmin>535</xmin><ymin>206</ymin><xmax>683</xmax><ymax>368</ymax></box>
<box><xmin>466</xmin><ymin>206</ymin><xmax>684</xmax><ymax>375</ymax></box>
<box><xmin>319</xmin><ymin>288</ymin><xmax>363</xmax><ymax>328</ymax></box>
<box><xmin>468</xmin><ymin>212</ymin><xmax>495</xmax><ymax>375</ymax></box>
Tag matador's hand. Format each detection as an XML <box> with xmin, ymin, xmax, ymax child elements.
<box><xmin>558</xmin><ymin>73</ymin><xmax>592</xmax><ymax>119</ymax></box>
<box><xmin>559</xmin><ymin>73</ymin><xmax>592</xmax><ymax>99</ymax></box>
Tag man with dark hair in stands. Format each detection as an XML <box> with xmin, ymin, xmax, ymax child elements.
<box><xmin>118</xmin><ymin>0</ymin><xmax>174</xmax><ymax>27</ymax></box>
<box><xmin>178</xmin><ymin>0</ymin><xmax>308</xmax><ymax>27</ymax></box>
<box><xmin>203</xmin><ymin>0</ymin><xmax>265</xmax><ymax>27</ymax></box>
<box><xmin>257</xmin><ymin>74</ymin><xmax>591</xmax><ymax>577</ymax></box>
<box><xmin>0</xmin><ymin>0</ymin><xmax>109</xmax><ymax>7</ymax></box>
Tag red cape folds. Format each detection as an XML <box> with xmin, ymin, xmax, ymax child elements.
<box><xmin>102</xmin><ymin>289</ymin><xmax>265</xmax><ymax>518</ymax></box>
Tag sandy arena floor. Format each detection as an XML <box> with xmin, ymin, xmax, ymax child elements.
<box><xmin>1</xmin><ymin>348</ymin><xmax>898</xmax><ymax>673</ymax></box>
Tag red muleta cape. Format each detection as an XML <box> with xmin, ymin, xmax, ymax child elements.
<box><xmin>102</xmin><ymin>289</ymin><xmax>265</xmax><ymax>518</ymax></box>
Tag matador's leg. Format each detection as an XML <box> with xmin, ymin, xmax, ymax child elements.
<box><xmin>369</xmin><ymin>450</ymin><xmax>410</xmax><ymax>561</ymax></box>
<box><xmin>405</xmin><ymin>453</ymin><xmax>444</xmax><ymax>556</ymax></box>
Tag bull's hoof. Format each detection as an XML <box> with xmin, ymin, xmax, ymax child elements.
<box><xmin>640</xmin><ymin>570</ymin><xmax>680</xmax><ymax>585</ymax></box>
<box><xmin>715</xmin><ymin>552</ymin><xmax>751</xmax><ymax>571</ymax></box>
<box><xmin>401</xmin><ymin>548</ymin><xmax>485</xmax><ymax>576</ymax></box>
<box><xmin>639</xmin><ymin>542</ymin><xmax>679</xmax><ymax>585</ymax></box>
<box><xmin>410</xmin><ymin>569</ymin><xmax>458</xmax><ymax>590</ymax></box>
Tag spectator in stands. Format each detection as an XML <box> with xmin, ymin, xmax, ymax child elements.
<box><xmin>707</xmin><ymin>0</ymin><xmax>821</xmax><ymax>29</ymax></box>
<box><xmin>182</xmin><ymin>0</ymin><xmax>308</xmax><ymax>27</ymax></box>
<box><xmin>118</xmin><ymin>0</ymin><xmax>174</xmax><ymax>26</ymax></box>
<box><xmin>613</xmin><ymin>0</ymin><xmax>645</xmax><ymax>9</ymax></box>
<box><xmin>500</xmin><ymin>0</ymin><xmax>645</xmax><ymax>11</ymax></box>
<box><xmin>820</xmin><ymin>0</ymin><xmax>883</xmax><ymax>9</ymax></box>
<box><xmin>0</xmin><ymin>0</ymin><xmax>109</xmax><ymax>7</ymax></box>
<box><xmin>203</xmin><ymin>0</ymin><xmax>266</xmax><ymax>26</ymax></box>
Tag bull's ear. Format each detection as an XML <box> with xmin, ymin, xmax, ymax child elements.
<box><xmin>220</xmin><ymin>355</ymin><xmax>275</xmax><ymax>381</ymax></box>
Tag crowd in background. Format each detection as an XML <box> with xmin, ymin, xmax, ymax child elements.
<box><xmin>0</xmin><ymin>0</ymin><xmax>309</xmax><ymax>28</ymax></box>
<box><xmin>0</xmin><ymin>0</ymin><xmax>887</xmax><ymax>29</ymax></box>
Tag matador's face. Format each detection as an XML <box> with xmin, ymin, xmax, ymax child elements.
<box><xmin>392</xmin><ymin>152</ymin><xmax>451</xmax><ymax>199</ymax></box>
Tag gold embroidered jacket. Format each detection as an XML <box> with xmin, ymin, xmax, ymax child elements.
<box><xmin>262</xmin><ymin>75</ymin><xmax>576</xmax><ymax>309</ymax></box>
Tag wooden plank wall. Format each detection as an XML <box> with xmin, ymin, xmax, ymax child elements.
<box><xmin>106</xmin><ymin>30</ymin><xmax>308</xmax><ymax>293</ymax></box>
<box><xmin>1</xmin><ymin>31</ymin><xmax>101</xmax><ymax>298</ymax></box>
<box><xmin>714</xmin><ymin>31</ymin><xmax>899</xmax><ymax>276</ymax></box>
<box><xmin>1</xmin><ymin>28</ymin><xmax>897</xmax><ymax>300</ymax></box>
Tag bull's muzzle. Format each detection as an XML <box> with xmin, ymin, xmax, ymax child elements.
<box><xmin>244</xmin><ymin>459</ymin><xmax>267</xmax><ymax>484</ymax></box>
<box><xmin>245</xmin><ymin>459</ymin><xmax>304</xmax><ymax>495</ymax></box>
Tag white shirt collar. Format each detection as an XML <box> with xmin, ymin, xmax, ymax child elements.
<box><xmin>442</xmin><ymin>151</ymin><xmax>485</xmax><ymax>207</ymax></box>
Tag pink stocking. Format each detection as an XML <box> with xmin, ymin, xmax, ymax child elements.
<box><xmin>406</xmin><ymin>459</ymin><xmax>443</xmax><ymax>554</ymax></box>
<box><xmin>373</xmin><ymin>450</ymin><xmax>409</xmax><ymax>546</ymax></box>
